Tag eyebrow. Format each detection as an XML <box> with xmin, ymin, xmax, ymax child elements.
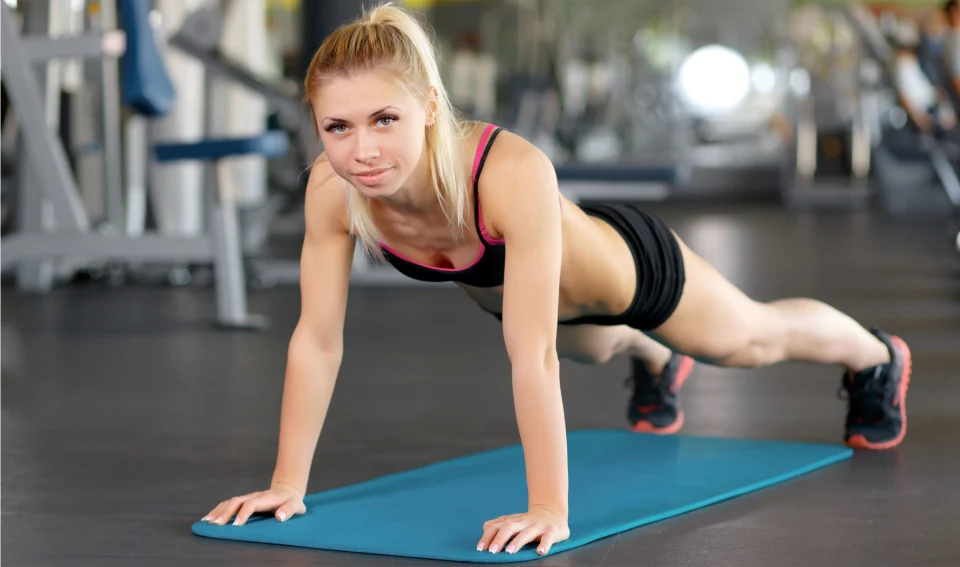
<box><xmin>321</xmin><ymin>106</ymin><xmax>398</xmax><ymax>123</ymax></box>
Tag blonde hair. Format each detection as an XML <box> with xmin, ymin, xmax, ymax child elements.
<box><xmin>304</xmin><ymin>2</ymin><xmax>469</xmax><ymax>258</ymax></box>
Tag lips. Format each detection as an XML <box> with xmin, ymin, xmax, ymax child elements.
<box><xmin>354</xmin><ymin>167</ymin><xmax>391</xmax><ymax>178</ymax></box>
<box><xmin>353</xmin><ymin>166</ymin><xmax>392</xmax><ymax>185</ymax></box>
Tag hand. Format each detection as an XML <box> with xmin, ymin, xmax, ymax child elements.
<box><xmin>201</xmin><ymin>482</ymin><xmax>306</xmax><ymax>527</ymax></box>
<box><xmin>477</xmin><ymin>506</ymin><xmax>570</xmax><ymax>557</ymax></box>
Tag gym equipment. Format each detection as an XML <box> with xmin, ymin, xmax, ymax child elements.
<box><xmin>192</xmin><ymin>430</ymin><xmax>852</xmax><ymax>563</ymax></box>
<box><xmin>168</xmin><ymin>8</ymin><xmax>316</xmax><ymax>167</ymax></box>
<box><xmin>841</xmin><ymin>5</ymin><xmax>960</xmax><ymax>216</ymax></box>
<box><xmin>0</xmin><ymin>0</ymin><xmax>289</xmax><ymax>328</ymax></box>
<box><xmin>783</xmin><ymin>7</ymin><xmax>873</xmax><ymax>210</ymax></box>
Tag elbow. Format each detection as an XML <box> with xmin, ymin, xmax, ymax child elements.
<box><xmin>510</xmin><ymin>344</ymin><xmax>560</xmax><ymax>381</ymax></box>
<box><xmin>289</xmin><ymin>323</ymin><xmax>343</xmax><ymax>363</ymax></box>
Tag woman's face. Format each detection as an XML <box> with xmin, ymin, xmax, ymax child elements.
<box><xmin>312</xmin><ymin>70</ymin><xmax>433</xmax><ymax>199</ymax></box>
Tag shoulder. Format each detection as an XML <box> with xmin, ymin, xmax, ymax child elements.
<box><xmin>304</xmin><ymin>152</ymin><xmax>350</xmax><ymax>235</ymax></box>
<box><xmin>471</xmin><ymin>127</ymin><xmax>559</xmax><ymax>238</ymax></box>
<box><xmin>475</xmin><ymin>127</ymin><xmax>557</xmax><ymax>195</ymax></box>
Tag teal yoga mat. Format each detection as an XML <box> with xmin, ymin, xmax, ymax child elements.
<box><xmin>192</xmin><ymin>430</ymin><xmax>852</xmax><ymax>563</ymax></box>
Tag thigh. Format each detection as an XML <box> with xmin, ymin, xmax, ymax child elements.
<box><xmin>556</xmin><ymin>324</ymin><xmax>633</xmax><ymax>364</ymax></box>
<box><xmin>649</xmin><ymin>233</ymin><xmax>780</xmax><ymax>363</ymax></box>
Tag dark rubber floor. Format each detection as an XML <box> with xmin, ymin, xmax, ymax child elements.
<box><xmin>4</xmin><ymin>203</ymin><xmax>960</xmax><ymax>566</ymax></box>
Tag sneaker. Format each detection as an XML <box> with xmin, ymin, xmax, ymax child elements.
<box><xmin>839</xmin><ymin>328</ymin><xmax>912</xmax><ymax>450</ymax></box>
<box><xmin>626</xmin><ymin>353</ymin><xmax>695</xmax><ymax>434</ymax></box>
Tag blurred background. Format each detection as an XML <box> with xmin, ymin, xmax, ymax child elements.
<box><xmin>3</xmin><ymin>5</ymin><xmax>959</xmax><ymax>564</ymax></box>
<box><xmin>1</xmin><ymin>0</ymin><xmax>958</xmax><ymax>304</ymax></box>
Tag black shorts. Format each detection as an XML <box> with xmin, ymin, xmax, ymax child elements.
<box><xmin>489</xmin><ymin>203</ymin><xmax>685</xmax><ymax>331</ymax></box>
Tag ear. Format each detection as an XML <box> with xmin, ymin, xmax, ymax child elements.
<box><xmin>425</xmin><ymin>86</ymin><xmax>440</xmax><ymax>126</ymax></box>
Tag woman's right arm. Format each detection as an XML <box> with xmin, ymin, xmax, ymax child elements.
<box><xmin>202</xmin><ymin>157</ymin><xmax>355</xmax><ymax>527</ymax></box>
<box><xmin>270</xmin><ymin>159</ymin><xmax>354</xmax><ymax>499</ymax></box>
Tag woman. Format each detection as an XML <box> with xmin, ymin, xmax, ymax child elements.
<box><xmin>201</xmin><ymin>3</ymin><xmax>911</xmax><ymax>557</ymax></box>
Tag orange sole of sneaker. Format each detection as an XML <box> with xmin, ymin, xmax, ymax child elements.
<box><xmin>845</xmin><ymin>336</ymin><xmax>912</xmax><ymax>450</ymax></box>
<box><xmin>631</xmin><ymin>410</ymin><xmax>685</xmax><ymax>435</ymax></box>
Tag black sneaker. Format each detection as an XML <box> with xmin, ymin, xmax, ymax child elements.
<box><xmin>839</xmin><ymin>328</ymin><xmax>912</xmax><ymax>450</ymax></box>
<box><xmin>626</xmin><ymin>353</ymin><xmax>695</xmax><ymax>434</ymax></box>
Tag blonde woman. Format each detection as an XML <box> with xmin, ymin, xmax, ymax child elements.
<box><xmin>202</xmin><ymin>3</ymin><xmax>911</xmax><ymax>557</ymax></box>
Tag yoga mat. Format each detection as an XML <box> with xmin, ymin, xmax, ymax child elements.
<box><xmin>192</xmin><ymin>430</ymin><xmax>852</xmax><ymax>563</ymax></box>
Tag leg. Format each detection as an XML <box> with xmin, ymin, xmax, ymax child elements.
<box><xmin>556</xmin><ymin>324</ymin><xmax>696</xmax><ymax>434</ymax></box>
<box><xmin>556</xmin><ymin>324</ymin><xmax>671</xmax><ymax>373</ymax></box>
<box><xmin>651</xmin><ymin>234</ymin><xmax>889</xmax><ymax>372</ymax></box>
<box><xmin>653</xmin><ymin>233</ymin><xmax>911</xmax><ymax>450</ymax></box>
<box><xmin>209</xmin><ymin>162</ymin><xmax>267</xmax><ymax>330</ymax></box>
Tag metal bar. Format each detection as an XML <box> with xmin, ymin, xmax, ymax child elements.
<box><xmin>926</xmin><ymin>142</ymin><xmax>960</xmax><ymax>208</ymax></box>
<box><xmin>0</xmin><ymin>3</ymin><xmax>91</xmax><ymax>232</ymax></box>
<box><xmin>168</xmin><ymin>32</ymin><xmax>317</xmax><ymax>153</ymax></box>
<box><xmin>13</xmin><ymin>0</ymin><xmax>56</xmax><ymax>292</ymax></box>
<box><xmin>168</xmin><ymin>33</ymin><xmax>304</xmax><ymax>120</ymax></box>
<box><xmin>19</xmin><ymin>32</ymin><xmax>125</xmax><ymax>61</ymax></box>
<box><xmin>0</xmin><ymin>234</ymin><xmax>214</xmax><ymax>268</ymax></box>
<box><xmin>97</xmin><ymin>0</ymin><xmax>125</xmax><ymax>230</ymax></box>
<box><xmin>209</xmin><ymin>162</ymin><xmax>257</xmax><ymax>326</ymax></box>
<box><xmin>249</xmin><ymin>258</ymin><xmax>455</xmax><ymax>288</ymax></box>
<box><xmin>559</xmin><ymin>182</ymin><xmax>669</xmax><ymax>203</ymax></box>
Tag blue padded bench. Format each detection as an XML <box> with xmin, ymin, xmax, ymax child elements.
<box><xmin>154</xmin><ymin>131</ymin><xmax>290</xmax><ymax>163</ymax></box>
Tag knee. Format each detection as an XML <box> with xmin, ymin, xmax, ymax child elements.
<box><xmin>558</xmin><ymin>340</ymin><xmax>618</xmax><ymax>366</ymax></box>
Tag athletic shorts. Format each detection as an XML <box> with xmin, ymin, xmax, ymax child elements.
<box><xmin>487</xmin><ymin>203</ymin><xmax>685</xmax><ymax>331</ymax></box>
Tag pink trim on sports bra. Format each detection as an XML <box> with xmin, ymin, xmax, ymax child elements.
<box><xmin>474</xmin><ymin>124</ymin><xmax>505</xmax><ymax>245</ymax></box>
<box><xmin>376</xmin><ymin>124</ymin><xmax>501</xmax><ymax>272</ymax></box>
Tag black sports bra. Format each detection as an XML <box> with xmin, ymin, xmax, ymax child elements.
<box><xmin>378</xmin><ymin>125</ymin><xmax>507</xmax><ymax>288</ymax></box>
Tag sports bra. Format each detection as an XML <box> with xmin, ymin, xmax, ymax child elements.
<box><xmin>378</xmin><ymin>124</ymin><xmax>507</xmax><ymax>288</ymax></box>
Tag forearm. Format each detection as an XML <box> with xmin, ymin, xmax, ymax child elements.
<box><xmin>271</xmin><ymin>334</ymin><xmax>342</xmax><ymax>495</ymax></box>
<box><xmin>512</xmin><ymin>352</ymin><xmax>568</xmax><ymax>516</ymax></box>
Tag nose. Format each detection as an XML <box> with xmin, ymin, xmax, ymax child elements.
<box><xmin>353</xmin><ymin>129</ymin><xmax>380</xmax><ymax>163</ymax></box>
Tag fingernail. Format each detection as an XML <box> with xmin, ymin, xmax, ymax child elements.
<box><xmin>214</xmin><ymin>517</ymin><xmax>222</xmax><ymax>525</ymax></box>
<box><xmin>489</xmin><ymin>544</ymin><xmax>499</xmax><ymax>553</ymax></box>
<box><xmin>477</xmin><ymin>544</ymin><xmax>484</xmax><ymax>552</ymax></box>
<box><xmin>538</xmin><ymin>547</ymin><xmax>546</xmax><ymax>554</ymax></box>
<box><xmin>201</xmin><ymin>516</ymin><xmax>210</xmax><ymax>522</ymax></box>
<box><xmin>278</xmin><ymin>511</ymin><xmax>287</xmax><ymax>521</ymax></box>
<box><xmin>506</xmin><ymin>545</ymin><xmax>515</xmax><ymax>553</ymax></box>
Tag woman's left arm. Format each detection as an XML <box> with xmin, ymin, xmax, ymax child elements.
<box><xmin>475</xmin><ymin>144</ymin><xmax>569</xmax><ymax>557</ymax></box>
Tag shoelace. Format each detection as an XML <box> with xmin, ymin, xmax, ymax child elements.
<box><xmin>836</xmin><ymin>365</ymin><xmax>889</xmax><ymax>424</ymax></box>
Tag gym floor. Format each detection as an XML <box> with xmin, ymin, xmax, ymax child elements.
<box><xmin>3</xmin><ymin>202</ymin><xmax>960</xmax><ymax>567</ymax></box>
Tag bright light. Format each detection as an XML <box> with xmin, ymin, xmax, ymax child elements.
<box><xmin>789</xmin><ymin>68</ymin><xmax>811</xmax><ymax>97</ymax></box>
<box><xmin>3</xmin><ymin>0</ymin><xmax>16</xmax><ymax>7</ymax></box>
<box><xmin>676</xmin><ymin>45</ymin><xmax>751</xmax><ymax>116</ymax></box>
<box><xmin>751</xmin><ymin>63</ymin><xmax>776</xmax><ymax>95</ymax></box>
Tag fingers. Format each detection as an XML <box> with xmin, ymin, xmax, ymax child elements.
<box><xmin>504</xmin><ymin>525</ymin><xmax>541</xmax><ymax>554</ymax></box>
<box><xmin>233</xmin><ymin>491</ymin><xmax>296</xmax><ymax>526</ymax></box>
<box><xmin>203</xmin><ymin>493</ymin><xmax>259</xmax><ymax>526</ymax></box>
<box><xmin>477</xmin><ymin>517</ymin><xmax>503</xmax><ymax>552</ymax></box>
<box><xmin>274</xmin><ymin>496</ymin><xmax>307</xmax><ymax>523</ymax></box>
<box><xmin>489</xmin><ymin>518</ymin><xmax>532</xmax><ymax>554</ymax></box>
<box><xmin>201</xmin><ymin>491</ymin><xmax>306</xmax><ymax>527</ymax></box>
<box><xmin>536</xmin><ymin>527</ymin><xmax>558</xmax><ymax>556</ymax></box>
